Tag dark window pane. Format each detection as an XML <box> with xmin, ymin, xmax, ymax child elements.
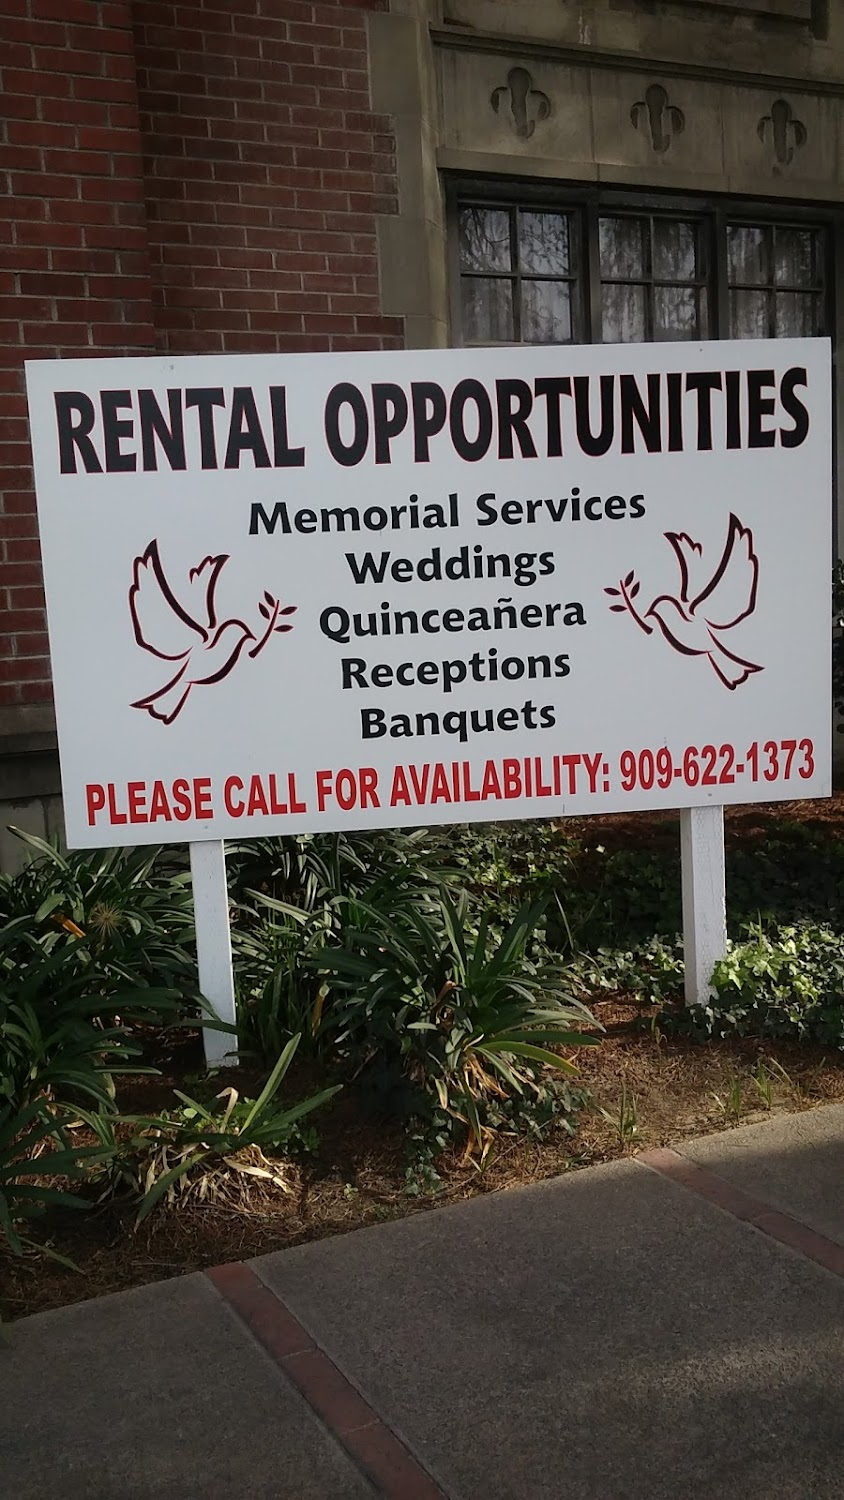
<box><xmin>653</xmin><ymin>220</ymin><xmax>698</xmax><ymax>282</ymax></box>
<box><xmin>730</xmin><ymin>288</ymin><xmax>771</xmax><ymax>339</ymax></box>
<box><xmin>602</xmin><ymin>283</ymin><xmax>646</xmax><ymax>342</ymax></box>
<box><xmin>462</xmin><ymin>277</ymin><xmax>514</xmax><ymax>343</ymax></box>
<box><xmin>522</xmin><ymin>279</ymin><xmax>572</xmax><ymax>344</ymax></box>
<box><xmin>775</xmin><ymin>291</ymin><xmax>821</xmax><ymax>337</ymax></box>
<box><xmin>774</xmin><ymin>228</ymin><xmax>816</xmax><ymax>287</ymax></box>
<box><xmin>599</xmin><ymin>217</ymin><xmax>646</xmax><ymax>280</ymax></box>
<box><xmin>518</xmin><ymin>211</ymin><xmax>569</xmax><ymax>275</ymax></box>
<box><xmin>654</xmin><ymin>285</ymin><xmax>705</xmax><ymax>341</ymax></box>
<box><xmin>458</xmin><ymin>207</ymin><xmax>511</xmax><ymax>273</ymax></box>
<box><xmin>728</xmin><ymin>225</ymin><xmax>771</xmax><ymax>286</ymax></box>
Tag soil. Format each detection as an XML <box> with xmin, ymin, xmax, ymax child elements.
<box><xmin>3</xmin><ymin>794</ymin><xmax>844</xmax><ymax>1324</ymax></box>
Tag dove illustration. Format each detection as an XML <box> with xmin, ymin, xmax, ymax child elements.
<box><xmin>129</xmin><ymin>539</ymin><xmax>296</xmax><ymax>724</ymax></box>
<box><xmin>606</xmin><ymin>513</ymin><xmax>762</xmax><ymax>690</ymax></box>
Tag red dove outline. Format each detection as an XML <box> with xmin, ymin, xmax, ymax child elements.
<box><xmin>605</xmin><ymin>513</ymin><xmax>763</xmax><ymax>690</ymax></box>
<box><xmin>129</xmin><ymin>539</ymin><xmax>296</xmax><ymax>724</ymax></box>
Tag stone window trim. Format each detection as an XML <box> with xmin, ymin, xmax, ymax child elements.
<box><xmin>657</xmin><ymin>0</ymin><xmax>813</xmax><ymax>21</ymax></box>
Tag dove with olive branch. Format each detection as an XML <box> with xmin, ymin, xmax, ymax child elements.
<box><xmin>605</xmin><ymin>513</ymin><xmax>763</xmax><ymax>690</ymax></box>
<box><xmin>129</xmin><ymin>539</ymin><xmax>296</xmax><ymax>724</ymax></box>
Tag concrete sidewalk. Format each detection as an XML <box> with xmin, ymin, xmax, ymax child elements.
<box><xmin>3</xmin><ymin>1105</ymin><xmax>844</xmax><ymax>1500</ymax></box>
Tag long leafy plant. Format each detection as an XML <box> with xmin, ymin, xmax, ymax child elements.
<box><xmin>313</xmin><ymin>891</ymin><xmax>600</xmax><ymax>1146</ymax></box>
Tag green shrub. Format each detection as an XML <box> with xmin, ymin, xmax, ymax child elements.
<box><xmin>447</xmin><ymin>820</ymin><xmax>575</xmax><ymax>919</ymax></box>
<box><xmin>569</xmin><ymin>934</ymin><xmax>685</xmax><ymax>1005</ymax></box>
<box><xmin>0</xmin><ymin>839</ymin><xmax>195</xmax><ymax>1118</ymax></box>
<box><xmin>0</xmin><ymin>921</ymin><xmax>177</xmax><ymax>1115</ymax></box>
<box><xmin>232</xmin><ymin>827</ymin><xmax>459</xmax><ymax>1056</ymax></box>
<box><xmin>660</xmin><ymin>922</ymin><xmax>844</xmax><ymax>1046</ymax></box>
<box><xmin>0</xmin><ymin>833</ymin><xmax>197</xmax><ymax>987</ymax></box>
<box><xmin>0</xmin><ymin>1099</ymin><xmax>113</xmax><ymax>1260</ymax></box>
<box><xmin>314</xmin><ymin>890</ymin><xmax>599</xmax><ymax>1147</ymax></box>
<box><xmin>0</xmin><ymin>838</ymin><xmax>198</xmax><ymax>1258</ymax></box>
<box><xmin>126</xmin><ymin>1034</ymin><xmax>340</xmax><ymax>1220</ymax></box>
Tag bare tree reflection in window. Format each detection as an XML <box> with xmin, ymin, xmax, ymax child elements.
<box><xmin>522</xmin><ymin>280</ymin><xmax>571</xmax><ymax>343</ymax></box>
<box><xmin>600</xmin><ymin>214</ymin><xmax>705</xmax><ymax>341</ymax></box>
<box><xmin>655</xmin><ymin>286</ymin><xmax>700</xmax><ymax>341</ymax></box>
<box><xmin>728</xmin><ymin>223</ymin><xmax>823</xmax><ymax>338</ymax></box>
<box><xmin>730</xmin><ymin>289</ymin><xmax>770</xmax><ymax>339</ymax></box>
<box><xmin>775</xmin><ymin>291</ymin><xmax>818</xmax><ymax>337</ymax></box>
<box><xmin>654</xmin><ymin>220</ymin><xmax>696</xmax><ymax>281</ymax></box>
<box><xmin>775</xmin><ymin>228</ymin><xmax>813</xmax><ymax>287</ymax></box>
<box><xmin>519</xmin><ymin>212</ymin><xmax>569</xmax><ymax>274</ymax></box>
<box><xmin>603</xmin><ymin>284</ymin><xmax>647</xmax><ymax>342</ymax></box>
<box><xmin>463</xmin><ymin>277</ymin><xmax>514</xmax><ymax>343</ymax></box>
<box><xmin>728</xmin><ymin>226</ymin><xmax>770</xmax><ymax>286</ymax></box>
<box><xmin>600</xmin><ymin>217</ymin><xmax>646</xmax><ymax>280</ymax></box>
<box><xmin>454</xmin><ymin>197</ymin><xmax>826</xmax><ymax>348</ymax></box>
<box><xmin>458</xmin><ymin>207</ymin><xmax>511</xmax><ymax>272</ymax></box>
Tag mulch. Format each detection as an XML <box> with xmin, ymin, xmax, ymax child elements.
<box><xmin>3</xmin><ymin>792</ymin><xmax>844</xmax><ymax>1323</ymax></box>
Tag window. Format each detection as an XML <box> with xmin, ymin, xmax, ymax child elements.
<box><xmin>457</xmin><ymin>204</ymin><xmax>580</xmax><ymax>344</ymax></box>
<box><xmin>452</xmin><ymin>189</ymin><xmax>830</xmax><ymax>348</ymax></box>
<box><xmin>600</xmin><ymin>214</ymin><xmax>708</xmax><ymax>342</ymax></box>
<box><xmin>727</xmin><ymin>224</ymin><xmax>825</xmax><ymax>339</ymax></box>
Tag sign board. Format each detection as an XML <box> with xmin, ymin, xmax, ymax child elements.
<box><xmin>26</xmin><ymin>340</ymin><xmax>831</xmax><ymax>850</ymax></box>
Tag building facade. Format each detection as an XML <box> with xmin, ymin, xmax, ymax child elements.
<box><xmin>0</xmin><ymin>0</ymin><xmax>840</xmax><ymax>863</ymax></box>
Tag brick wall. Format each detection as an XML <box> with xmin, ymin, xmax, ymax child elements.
<box><xmin>135</xmin><ymin>0</ymin><xmax>400</xmax><ymax>355</ymax></box>
<box><xmin>0</xmin><ymin>0</ymin><xmax>156</xmax><ymax>720</ymax></box>
<box><xmin>0</xmin><ymin>0</ymin><xmax>399</xmax><ymax>737</ymax></box>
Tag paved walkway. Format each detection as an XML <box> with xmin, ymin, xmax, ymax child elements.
<box><xmin>4</xmin><ymin>1104</ymin><xmax>844</xmax><ymax>1499</ymax></box>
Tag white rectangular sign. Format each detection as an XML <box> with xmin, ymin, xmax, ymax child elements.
<box><xmin>26</xmin><ymin>340</ymin><xmax>831</xmax><ymax>848</ymax></box>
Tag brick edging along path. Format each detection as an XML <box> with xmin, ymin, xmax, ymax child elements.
<box><xmin>206</xmin><ymin>1147</ymin><xmax>844</xmax><ymax>1500</ymax></box>
<box><xmin>640</xmin><ymin>1147</ymin><xmax>844</xmax><ymax>1279</ymax></box>
<box><xmin>207</xmin><ymin>1261</ymin><xmax>447</xmax><ymax>1500</ymax></box>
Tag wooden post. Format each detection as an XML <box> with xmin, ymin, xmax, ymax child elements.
<box><xmin>189</xmin><ymin>840</ymin><xmax>238</xmax><ymax>1067</ymax></box>
<box><xmin>680</xmin><ymin>805</ymin><xmax>727</xmax><ymax>1006</ymax></box>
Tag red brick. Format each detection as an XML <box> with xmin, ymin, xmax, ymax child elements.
<box><xmin>11</xmin><ymin>172</ymin><xmax>81</xmax><ymax>200</ymax></box>
<box><xmin>0</xmin><ymin>561</ymin><xmax>42</xmax><ymax>587</ymax></box>
<box><xmin>0</xmin><ymin>94</ymin><xmax>40</xmax><ymax>121</ymax></box>
<box><xmin>74</xmin><ymin>73</ymin><xmax>139</xmax><ymax>103</ymax></box>
<box><xmin>0</xmin><ymin>654</ymin><xmax>51</xmax><ymax>682</ymax></box>
<box><xmin>8</xmin><ymin>588</ymin><xmax>48</xmax><ymax>611</ymax></box>
<box><xmin>8</xmin><ymin>119</ymin><xmax>81</xmax><ymax>147</ymax></box>
<box><xmin>1</xmin><ymin>0</ymin><xmax>399</xmax><ymax>709</ymax></box>
<box><xmin>76</xmin><ymin>125</ymin><xmax>142</xmax><ymax>153</ymax></box>
<box><xmin>31</xmin><ymin>46</ymin><xmax>107</xmax><ymax>76</ymax></box>
<box><xmin>12</xmin><ymin>631</ymin><xmax>51</xmax><ymax>656</ymax></box>
<box><xmin>31</xmin><ymin>0</ymin><xmax>104</xmax><ymax>22</ymax></box>
<box><xmin>2</xmin><ymin>66</ymin><xmax>73</xmax><ymax>96</ymax></box>
<box><xmin>1</xmin><ymin>609</ymin><xmax>46</xmax><ymax>635</ymax></box>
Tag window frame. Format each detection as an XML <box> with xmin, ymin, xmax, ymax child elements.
<box><xmin>455</xmin><ymin>203</ymin><xmax>584</xmax><ymax>346</ymax></box>
<box><xmin>447</xmin><ymin>178</ymin><xmax>840</xmax><ymax>350</ymax></box>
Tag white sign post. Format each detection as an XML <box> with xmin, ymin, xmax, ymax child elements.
<box><xmin>189</xmin><ymin>840</ymin><xmax>238</xmax><ymax>1066</ymax></box>
<box><xmin>680</xmin><ymin>805</ymin><xmax>726</xmax><ymax>1006</ymax></box>
<box><xmin>25</xmin><ymin>339</ymin><xmax>831</xmax><ymax>1059</ymax></box>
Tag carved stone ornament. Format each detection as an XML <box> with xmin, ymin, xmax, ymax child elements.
<box><xmin>490</xmin><ymin>66</ymin><xmax>551</xmax><ymax>140</ymax></box>
<box><xmin>758</xmin><ymin>99</ymin><xmax>807</xmax><ymax>167</ymax></box>
<box><xmin>630</xmin><ymin>84</ymin><xmax>685</xmax><ymax>155</ymax></box>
